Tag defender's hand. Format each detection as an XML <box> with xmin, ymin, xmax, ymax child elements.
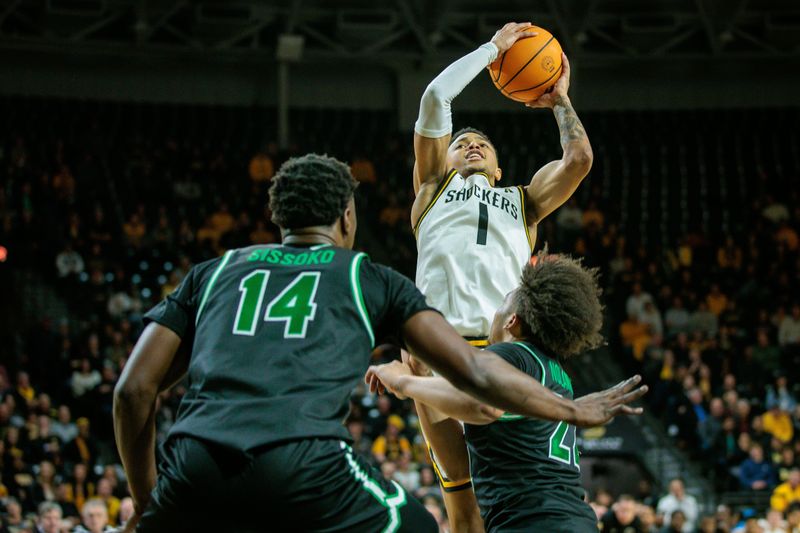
<box><xmin>490</xmin><ymin>22</ymin><xmax>538</xmax><ymax>54</ymax></box>
<box><xmin>572</xmin><ymin>375</ymin><xmax>648</xmax><ymax>428</ymax></box>
<box><xmin>401</xmin><ymin>349</ymin><xmax>432</xmax><ymax>377</ymax></box>
<box><xmin>525</xmin><ymin>53</ymin><xmax>571</xmax><ymax>109</ymax></box>
<box><xmin>365</xmin><ymin>361</ymin><xmax>413</xmax><ymax>399</ymax></box>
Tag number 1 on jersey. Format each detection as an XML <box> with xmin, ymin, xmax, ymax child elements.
<box><xmin>233</xmin><ymin>270</ymin><xmax>320</xmax><ymax>338</ymax></box>
<box><xmin>477</xmin><ymin>203</ymin><xmax>489</xmax><ymax>245</ymax></box>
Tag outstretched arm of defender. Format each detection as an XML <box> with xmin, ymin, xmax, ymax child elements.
<box><xmin>398</xmin><ymin>311</ymin><xmax>646</xmax><ymax>428</ymax></box>
<box><xmin>367</xmin><ymin>362</ymin><xmax>503</xmax><ymax>425</ymax></box>
<box><xmin>412</xmin><ymin>23</ymin><xmax>537</xmax><ymax>199</ymax></box>
<box><xmin>524</xmin><ymin>53</ymin><xmax>593</xmax><ymax>223</ymax></box>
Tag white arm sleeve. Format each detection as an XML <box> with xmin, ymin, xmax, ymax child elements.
<box><xmin>414</xmin><ymin>42</ymin><xmax>499</xmax><ymax>138</ymax></box>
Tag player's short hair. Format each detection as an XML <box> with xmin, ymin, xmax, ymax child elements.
<box><xmin>451</xmin><ymin>127</ymin><xmax>495</xmax><ymax>150</ymax></box>
<box><xmin>269</xmin><ymin>153</ymin><xmax>359</xmax><ymax>230</ymax></box>
<box><xmin>513</xmin><ymin>251</ymin><xmax>603</xmax><ymax>358</ymax></box>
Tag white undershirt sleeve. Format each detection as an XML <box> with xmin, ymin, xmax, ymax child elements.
<box><xmin>414</xmin><ymin>42</ymin><xmax>499</xmax><ymax>138</ymax></box>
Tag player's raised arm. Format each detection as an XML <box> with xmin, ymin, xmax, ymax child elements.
<box><xmin>411</xmin><ymin>23</ymin><xmax>537</xmax><ymax>201</ymax></box>
<box><xmin>523</xmin><ymin>53</ymin><xmax>593</xmax><ymax>224</ymax></box>
<box><xmin>398</xmin><ymin>310</ymin><xmax>646</xmax><ymax>428</ymax></box>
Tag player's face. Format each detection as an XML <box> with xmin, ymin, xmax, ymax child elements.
<box><xmin>447</xmin><ymin>133</ymin><xmax>500</xmax><ymax>184</ymax></box>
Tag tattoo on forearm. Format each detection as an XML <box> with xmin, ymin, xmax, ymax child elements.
<box><xmin>553</xmin><ymin>96</ymin><xmax>588</xmax><ymax>150</ymax></box>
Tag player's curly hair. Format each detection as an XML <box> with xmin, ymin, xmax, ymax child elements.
<box><xmin>451</xmin><ymin>127</ymin><xmax>495</xmax><ymax>150</ymax></box>
<box><xmin>269</xmin><ymin>153</ymin><xmax>359</xmax><ymax>229</ymax></box>
<box><xmin>513</xmin><ymin>250</ymin><xmax>604</xmax><ymax>358</ymax></box>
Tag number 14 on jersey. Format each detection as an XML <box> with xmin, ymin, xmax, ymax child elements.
<box><xmin>233</xmin><ymin>270</ymin><xmax>321</xmax><ymax>338</ymax></box>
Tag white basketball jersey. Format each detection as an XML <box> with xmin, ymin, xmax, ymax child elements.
<box><xmin>415</xmin><ymin>170</ymin><xmax>533</xmax><ymax>337</ymax></box>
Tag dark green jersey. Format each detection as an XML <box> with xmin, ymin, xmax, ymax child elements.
<box><xmin>465</xmin><ymin>341</ymin><xmax>597</xmax><ymax>532</ymax></box>
<box><xmin>144</xmin><ymin>243</ymin><xmax>433</xmax><ymax>452</ymax></box>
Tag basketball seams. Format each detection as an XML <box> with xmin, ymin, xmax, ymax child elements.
<box><xmin>499</xmin><ymin>35</ymin><xmax>555</xmax><ymax>91</ymax></box>
<box><xmin>507</xmin><ymin>63</ymin><xmax>563</xmax><ymax>95</ymax></box>
<box><xmin>493</xmin><ymin>51</ymin><xmax>507</xmax><ymax>83</ymax></box>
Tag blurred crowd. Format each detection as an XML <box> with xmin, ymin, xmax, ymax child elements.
<box><xmin>0</xmin><ymin>101</ymin><xmax>798</xmax><ymax>533</ymax></box>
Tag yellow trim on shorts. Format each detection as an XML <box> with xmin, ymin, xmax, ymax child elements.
<box><xmin>517</xmin><ymin>185</ymin><xmax>534</xmax><ymax>251</ymax></box>
<box><xmin>413</xmin><ymin>169</ymin><xmax>458</xmax><ymax>237</ymax></box>
<box><xmin>427</xmin><ymin>444</ymin><xmax>472</xmax><ymax>493</ymax></box>
<box><xmin>467</xmin><ymin>339</ymin><xmax>489</xmax><ymax>347</ymax></box>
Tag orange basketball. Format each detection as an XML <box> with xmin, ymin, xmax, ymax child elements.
<box><xmin>489</xmin><ymin>26</ymin><xmax>563</xmax><ymax>103</ymax></box>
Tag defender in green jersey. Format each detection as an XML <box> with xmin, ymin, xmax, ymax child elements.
<box><xmin>114</xmin><ymin>155</ymin><xmax>646</xmax><ymax>532</ymax></box>
<box><xmin>368</xmin><ymin>253</ymin><xmax>646</xmax><ymax>533</ymax></box>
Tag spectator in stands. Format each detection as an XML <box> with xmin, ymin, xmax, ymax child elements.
<box><xmin>118</xmin><ymin>497</ymin><xmax>134</xmax><ymax>529</ymax></box>
<box><xmin>740</xmin><ymin>444</ymin><xmax>777</xmax><ymax>491</ymax></box>
<box><xmin>779</xmin><ymin>305</ymin><xmax>800</xmax><ymax>347</ymax></box>
<box><xmin>621</xmin><ymin>311</ymin><xmax>652</xmax><ymax>361</ymax></box>
<box><xmin>35</xmin><ymin>501</ymin><xmax>63</xmax><ymax>533</ymax></box>
<box><xmin>717</xmin><ymin>235</ymin><xmax>743</xmax><ymax>272</ymax></box>
<box><xmin>627</xmin><ymin>282</ymin><xmax>655</xmax><ymax>319</ymax></box>
<box><xmin>70</xmin><ymin>360</ymin><xmax>100</xmax><ymax>401</ymax></box>
<box><xmin>753</xmin><ymin>331</ymin><xmax>782</xmax><ymax>377</ymax></box>
<box><xmin>662</xmin><ymin>510</ymin><xmax>687</xmax><ymax>533</ymax></box>
<box><xmin>776</xmin><ymin>222</ymin><xmax>799</xmax><ymax>252</ymax></box>
<box><xmin>555</xmin><ymin>198</ymin><xmax>583</xmax><ymax>248</ymax></box>
<box><xmin>759</xmin><ymin>508</ymin><xmax>788</xmax><ymax>533</ymax></box>
<box><xmin>393</xmin><ymin>455</ymin><xmax>420</xmax><ymax>493</ymax></box>
<box><xmin>65</xmin><ymin>463</ymin><xmax>95</xmax><ymax>513</ymax></box>
<box><xmin>785</xmin><ymin>503</ymin><xmax>800</xmax><ymax>533</ymax></box>
<box><xmin>767</xmin><ymin>375</ymin><xmax>797</xmax><ymax>414</ymax></box>
<box><xmin>31</xmin><ymin>460</ymin><xmax>58</xmax><ymax>507</ymax></box>
<box><xmin>582</xmin><ymin>199</ymin><xmax>604</xmax><ymax>229</ymax></box>
<box><xmin>700</xmin><ymin>397</ymin><xmax>726</xmax><ymax>452</ymax></box>
<box><xmin>73</xmin><ymin>498</ymin><xmax>111</xmax><ymax>533</ymax></box>
<box><xmin>55</xmin><ymin>242</ymin><xmax>85</xmax><ymax>280</ymax></box>
<box><xmin>706</xmin><ymin>284</ymin><xmax>729</xmax><ymax>317</ymax></box>
<box><xmin>371</xmin><ymin>414</ymin><xmax>411</xmax><ymax>464</ymax></box>
<box><xmin>350</xmin><ymin>154</ymin><xmax>376</xmax><ymax>184</ymax></box>
<box><xmin>690</xmin><ymin>302</ymin><xmax>719</xmax><ymax>338</ymax></box>
<box><xmin>665</xmin><ymin>297</ymin><xmax>691</xmax><ymax>338</ymax></box>
<box><xmin>51</xmin><ymin>405</ymin><xmax>78</xmax><ymax>444</ymax></box>
<box><xmin>600</xmin><ymin>494</ymin><xmax>645</xmax><ymax>533</ymax></box>
<box><xmin>346</xmin><ymin>419</ymin><xmax>373</xmax><ymax>460</ymax></box>
<box><xmin>764</xmin><ymin>402</ymin><xmax>794</xmax><ymax>444</ymax></box>
<box><xmin>637</xmin><ymin>504</ymin><xmax>657</xmax><ymax>533</ymax></box>
<box><xmin>3</xmin><ymin>497</ymin><xmax>33</xmax><ymax>531</ymax></box>
<box><xmin>121</xmin><ymin>213</ymin><xmax>146</xmax><ymax>250</ymax></box>
<box><xmin>777</xmin><ymin>447</ymin><xmax>798</xmax><ymax>483</ymax></box>
<box><xmin>656</xmin><ymin>478</ymin><xmax>698</xmax><ymax>533</ymax></box>
<box><xmin>640</xmin><ymin>301</ymin><xmax>664</xmax><ymax>339</ymax></box>
<box><xmin>53</xmin><ymin>482</ymin><xmax>79</xmax><ymax>526</ymax></box>
<box><xmin>414</xmin><ymin>466</ymin><xmax>441</xmax><ymax>501</ymax></box>
<box><xmin>248</xmin><ymin>147</ymin><xmax>275</xmax><ymax>184</ymax></box>
<box><xmin>772</xmin><ymin>468</ymin><xmax>800</xmax><ymax>513</ymax></box>
<box><xmin>762</xmin><ymin>196</ymin><xmax>790</xmax><ymax>224</ymax></box>
<box><xmin>94</xmin><ymin>478</ymin><xmax>119</xmax><ymax>527</ymax></box>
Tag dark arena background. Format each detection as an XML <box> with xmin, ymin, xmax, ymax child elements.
<box><xmin>0</xmin><ymin>1</ymin><xmax>799</xmax><ymax>532</ymax></box>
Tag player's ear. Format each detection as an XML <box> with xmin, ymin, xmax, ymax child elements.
<box><xmin>504</xmin><ymin>313</ymin><xmax>518</xmax><ymax>330</ymax></box>
<box><xmin>494</xmin><ymin>167</ymin><xmax>502</xmax><ymax>183</ymax></box>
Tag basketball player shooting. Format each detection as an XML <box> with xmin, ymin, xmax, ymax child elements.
<box><xmin>411</xmin><ymin>22</ymin><xmax>594</xmax><ymax>531</ymax></box>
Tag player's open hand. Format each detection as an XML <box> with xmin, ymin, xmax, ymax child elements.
<box><xmin>490</xmin><ymin>22</ymin><xmax>538</xmax><ymax>54</ymax></box>
<box><xmin>571</xmin><ymin>375</ymin><xmax>648</xmax><ymax>428</ymax></box>
<box><xmin>365</xmin><ymin>361</ymin><xmax>413</xmax><ymax>399</ymax></box>
<box><xmin>525</xmin><ymin>52</ymin><xmax>571</xmax><ymax>109</ymax></box>
<box><xmin>401</xmin><ymin>349</ymin><xmax>432</xmax><ymax>377</ymax></box>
